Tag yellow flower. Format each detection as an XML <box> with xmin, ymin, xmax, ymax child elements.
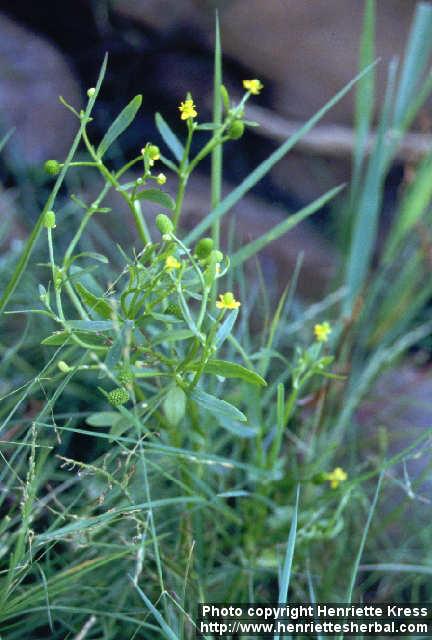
<box><xmin>314</xmin><ymin>321</ymin><xmax>332</xmax><ymax>343</ymax></box>
<box><xmin>179</xmin><ymin>99</ymin><xmax>198</xmax><ymax>120</ymax></box>
<box><xmin>243</xmin><ymin>79</ymin><xmax>264</xmax><ymax>95</ymax></box>
<box><xmin>325</xmin><ymin>467</ymin><xmax>348</xmax><ymax>489</ymax></box>
<box><xmin>156</xmin><ymin>173</ymin><xmax>167</xmax><ymax>185</ymax></box>
<box><xmin>165</xmin><ymin>255</ymin><xmax>181</xmax><ymax>270</ymax></box>
<box><xmin>216</xmin><ymin>292</ymin><xmax>241</xmax><ymax>310</ymax></box>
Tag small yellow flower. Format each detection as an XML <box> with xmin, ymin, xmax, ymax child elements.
<box><xmin>216</xmin><ymin>292</ymin><xmax>241</xmax><ymax>310</ymax></box>
<box><xmin>165</xmin><ymin>255</ymin><xmax>181</xmax><ymax>270</ymax></box>
<box><xmin>156</xmin><ymin>173</ymin><xmax>167</xmax><ymax>185</ymax></box>
<box><xmin>243</xmin><ymin>79</ymin><xmax>264</xmax><ymax>95</ymax></box>
<box><xmin>325</xmin><ymin>467</ymin><xmax>348</xmax><ymax>489</ymax></box>
<box><xmin>314</xmin><ymin>321</ymin><xmax>332</xmax><ymax>343</ymax></box>
<box><xmin>179</xmin><ymin>99</ymin><xmax>198</xmax><ymax>120</ymax></box>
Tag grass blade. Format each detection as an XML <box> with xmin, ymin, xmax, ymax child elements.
<box><xmin>155</xmin><ymin>112</ymin><xmax>184</xmax><ymax>163</ymax></box>
<box><xmin>344</xmin><ymin>60</ymin><xmax>397</xmax><ymax>314</ymax></box>
<box><xmin>231</xmin><ymin>184</ymin><xmax>344</xmax><ymax>267</ymax></box>
<box><xmin>274</xmin><ymin>485</ymin><xmax>300</xmax><ymax>640</ymax></box>
<box><xmin>393</xmin><ymin>2</ymin><xmax>432</xmax><ymax>127</ymax></box>
<box><xmin>345</xmin><ymin>473</ymin><xmax>383</xmax><ymax>603</ymax></box>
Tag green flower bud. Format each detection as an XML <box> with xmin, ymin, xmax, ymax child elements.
<box><xmin>148</xmin><ymin>144</ymin><xmax>160</xmax><ymax>161</ymax></box>
<box><xmin>163</xmin><ymin>385</ymin><xmax>187</xmax><ymax>427</ymax></box>
<box><xmin>165</xmin><ymin>302</ymin><xmax>183</xmax><ymax>320</ymax></box>
<box><xmin>210</xmin><ymin>249</ymin><xmax>223</xmax><ymax>263</ymax></box>
<box><xmin>44</xmin><ymin>210</ymin><xmax>56</xmax><ymax>229</ymax></box>
<box><xmin>156</xmin><ymin>213</ymin><xmax>174</xmax><ymax>235</ymax></box>
<box><xmin>44</xmin><ymin>159</ymin><xmax>61</xmax><ymax>176</ymax></box>
<box><xmin>228</xmin><ymin>120</ymin><xmax>245</xmax><ymax>140</ymax></box>
<box><xmin>58</xmin><ymin>360</ymin><xmax>72</xmax><ymax>373</ymax></box>
<box><xmin>107</xmin><ymin>387</ymin><xmax>130</xmax><ymax>407</ymax></box>
<box><xmin>117</xmin><ymin>367</ymin><xmax>133</xmax><ymax>386</ymax></box>
<box><xmin>87</xmin><ymin>87</ymin><xmax>96</xmax><ymax>98</ymax></box>
<box><xmin>195</xmin><ymin>237</ymin><xmax>214</xmax><ymax>259</ymax></box>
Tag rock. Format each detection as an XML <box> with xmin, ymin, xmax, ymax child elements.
<box><xmin>0</xmin><ymin>12</ymin><xmax>81</xmax><ymax>165</ymax></box>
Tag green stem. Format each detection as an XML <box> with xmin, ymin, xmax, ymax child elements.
<box><xmin>173</xmin><ymin>121</ymin><xmax>194</xmax><ymax>229</ymax></box>
<box><xmin>47</xmin><ymin>228</ymin><xmax>64</xmax><ymax>322</ymax></box>
<box><xmin>82</xmin><ymin>128</ymin><xmax>150</xmax><ymax>246</ymax></box>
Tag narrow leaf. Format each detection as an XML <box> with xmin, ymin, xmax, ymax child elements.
<box><xmin>191</xmin><ymin>388</ymin><xmax>247</xmax><ymax>422</ymax></box>
<box><xmin>274</xmin><ymin>485</ymin><xmax>300</xmax><ymax>640</ymax></box>
<box><xmin>75</xmin><ymin>282</ymin><xmax>112</xmax><ymax>319</ymax></box>
<box><xmin>190</xmin><ymin>359</ymin><xmax>266</xmax><ymax>386</ymax></box>
<box><xmin>97</xmin><ymin>94</ymin><xmax>142</xmax><ymax>157</ymax></box>
<box><xmin>231</xmin><ymin>184</ymin><xmax>344</xmax><ymax>267</ymax></box>
<box><xmin>155</xmin><ymin>112</ymin><xmax>184</xmax><ymax>163</ymax></box>
<box><xmin>136</xmin><ymin>188</ymin><xmax>175</xmax><ymax>210</ymax></box>
<box><xmin>67</xmin><ymin>320</ymin><xmax>114</xmax><ymax>332</ymax></box>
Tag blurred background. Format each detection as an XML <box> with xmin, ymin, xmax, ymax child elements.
<box><xmin>1</xmin><ymin>0</ymin><xmax>430</xmax><ymax>298</ymax></box>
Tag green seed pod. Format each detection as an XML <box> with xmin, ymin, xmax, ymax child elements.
<box><xmin>108</xmin><ymin>387</ymin><xmax>130</xmax><ymax>407</ymax></box>
<box><xmin>156</xmin><ymin>213</ymin><xmax>174</xmax><ymax>235</ymax></box>
<box><xmin>228</xmin><ymin>120</ymin><xmax>245</xmax><ymax>140</ymax></box>
<box><xmin>195</xmin><ymin>237</ymin><xmax>214</xmax><ymax>259</ymax></box>
<box><xmin>44</xmin><ymin>210</ymin><xmax>56</xmax><ymax>229</ymax></box>
<box><xmin>166</xmin><ymin>302</ymin><xmax>183</xmax><ymax>320</ymax></box>
<box><xmin>44</xmin><ymin>159</ymin><xmax>61</xmax><ymax>176</ymax></box>
<box><xmin>163</xmin><ymin>385</ymin><xmax>186</xmax><ymax>427</ymax></box>
<box><xmin>117</xmin><ymin>367</ymin><xmax>133</xmax><ymax>386</ymax></box>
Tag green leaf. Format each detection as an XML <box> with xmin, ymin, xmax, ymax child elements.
<box><xmin>152</xmin><ymin>329</ymin><xmax>195</xmax><ymax>346</ymax></box>
<box><xmin>231</xmin><ymin>184</ymin><xmax>344</xmax><ymax>267</ymax></box>
<box><xmin>274</xmin><ymin>485</ymin><xmax>300</xmax><ymax>640</ymax></box>
<box><xmin>75</xmin><ymin>282</ymin><xmax>112</xmax><ymax>319</ymax></box>
<box><xmin>163</xmin><ymin>386</ymin><xmax>187</xmax><ymax>427</ymax></box>
<box><xmin>385</xmin><ymin>151</ymin><xmax>432</xmax><ymax>260</ymax></box>
<box><xmin>0</xmin><ymin>127</ymin><xmax>15</xmax><ymax>153</ymax></box>
<box><xmin>189</xmin><ymin>359</ymin><xmax>266</xmax><ymax>386</ymax></box>
<box><xmin>97</xmin><ymin>94</ymin><xmax>142</xmax><ymax>157</ymax></box>
<box><xmin>130</xmin><ymin>579</ymin><xmax>179</xmax><ymax>640</ymax></box>
<box><xmin>155</xmin><ymin>112</ymin><xmax>184</xmax><ymax>163</ymax></box>
<box><xmin>393</xmin><ymin>3</ymin><xmax>432</xmax><ymax>128</ymax></box>
<box><xmin>344</xmin><ymin>60</ymin><xmax>397</xmax><ymax>315</ymax></box>
<box><xmin>215</xmin><ymin>309</ymin><xmax>238</xmax><ymax>348</ymax></box>
<box><xmin>41</xmin><ymin>330</ymin><xmax>107</xmax><ymax>348</ymax></box>
<box><xmin>191</xmin><ymin>388</ymin><xmax>247</xmax><ymax>422</ymax></box>
<box><xmin>136</xmin><ymin>188</ymin><xmax>175</xmax><ymax>210</ymax></box>
<box><xmin>86</xmin><ymin>412</ymin><xmax>119</xmax><ymax>427</ymax></box>
<box><xmin>67</xmin><ymin>320</ymin><xmax>114</xmax><ymax>332</ymax></box>
<box><xmin>218</xmin><ymin>416</ymin><xmax>259</xmax><ymax>438</ymax></box>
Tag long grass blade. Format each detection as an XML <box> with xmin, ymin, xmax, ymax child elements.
<box><xmin>231</xmin><ymin>184</ymin><xmax>344</xmax><ymax>267</ymax></box>
<box><xmin>274</xmin><ymin>485</ymin><xmax>300</xmax><ymax>640</ymax></box>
